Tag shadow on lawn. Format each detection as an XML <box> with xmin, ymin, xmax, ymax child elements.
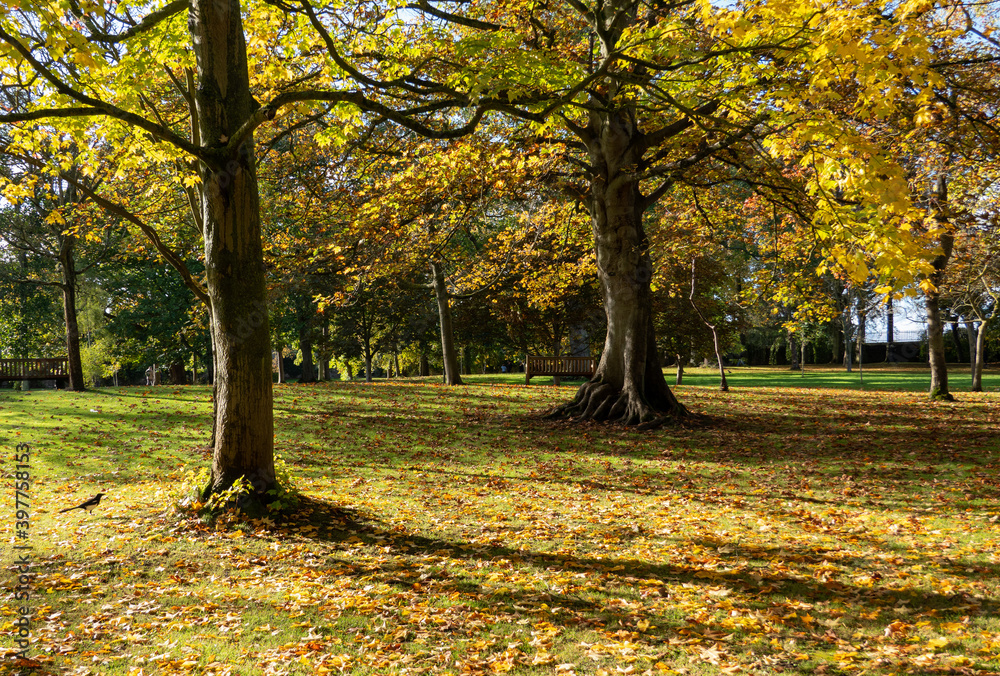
<box><xmin>284</xmin><ymin>496</ymin><xmax>1000</xmax><ymax>633</ymax></box>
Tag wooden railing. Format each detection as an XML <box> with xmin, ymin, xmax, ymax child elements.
<box><xmin>525</xmin><ymin>355</ymin><xmax>595</xmax><ymax>385</ymax></box>
<box><xmin>0</xmin><ymin>358</ymin><xmax>70</xmax><ymax>381</ymax></box>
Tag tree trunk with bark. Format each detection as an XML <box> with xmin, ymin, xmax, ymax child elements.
<box><xmin>275</xmin><ymin>349</ymin><xmax>286</xmax><ymax>384</ymax></box>
<box><xmin>191</xmin><ymin>0</ymin><xmax>275</xmax><ymax>498</ymax></box>
<box><xmin>966</xmin><ymin>320</ymin><xmax>977</xmax><ymax>378</ymax></box>
<box><xmin>431</xmin><ymin>260</ymin><xmax>463</xmax><ymax>386</ymax></box>
<box><xmin>462</xmin><ymin>345</ymin><xmax>472</xmax><ymax>376</ymax></box>
<box><xmin>553</xmin><ymin>107</ymin><xmax>685</xmax><ymax>424</ymax></box>
<box><xmin>675</xmin><ymin>354</ymin><xmax>683</xmax><ymax>386</ymax></box>
<box><xmin>925</xmin><ymin>176</ymin><xmax>954</xmax><ymax>401</ymax></box>
<box><xmin>299</xmin><ymin>325</ymin><xmax>316</xmax><ymax>383</ymax></box>
<box><xmin>949</xmin><ymin>319</ymin><xmax>964</xmax><ymax>362</ymax></box>
<box><xmin>57</xmin><ymin>235</ymin><xmax>85</xmax><ymax>391</ymax></box>
<box><xmin>886</xmin><ymin>296</ymin><xmax>895</xmax><ymax>362</ymax></box>
<box><xmin>169</xmin><ymin>361</ymin><xmax>186</xmax><ymax>385</ymax></box>
<box><xmin>419</xmin><ymin>350</ymin><xmax>430</xmax><ymax>377</ymax></box>
<box><xmin>788</xmin><ymin>332</ymin><xmax>799</xmax><ymax>370</ymax></box>
<box><xmin>972</xmin><ymin>319</ymin><xmax>987</xmax><ymax>392</ymax></box>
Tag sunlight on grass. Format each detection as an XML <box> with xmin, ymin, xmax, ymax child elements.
<box><xmin>1</xmin><ymin>370</ymin><xmax>999</xmax><ymax>675</ymax></box>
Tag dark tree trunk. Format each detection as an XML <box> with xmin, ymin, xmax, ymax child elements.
<box><xmin>462</xmin><ymin>345</ymin><xmax>472</xmax><ymax>376</ymax></box>
<box><xmin>169</xmin><ymin>361</ymin><xmax>186</xmax><ymax>385</ymax></box>
<box><xmin>57</xmin><ymin>236</ymin><xmax>85</xmax><ymax>391</ymax></box>
<box><xmin>419</xmin><ymin>350</ymin><xmax>429</xmax><ymax>377</ymax></box>
<box><xmin>925</xmin><ymin>176</ymin><xmax>954</xmax><ymax>401</ymax></box>
<box><xmin>299</xmin><ymin>326</ymin><xmax>316</xmax><ymax>383</ymax></box>
<box><xmin>431</xmin><ymin>260</ymin><xmax>463</xmax><ymax>386</ymax></box>
<box><xmin>191</xmin><ymin>0</ymin><xmax>274</xmax><ymax>498</ymax></box>
<box><xmin>830</xmin><ymin>326</ymin><xmax>842</xmax><ymax>365</ymax></box>
<box><xmin>886</xmin><ymin>296</ymin><xmax>895</xmax><ymax>362</ymax></box>
<box><xmin>949</xmin><ymin>319</ymin><xmax>964</xmax><ymax>362</ymax></box>
<box><xmin>788</xmin><ymin>332</ymin><xmax>800</xmax><ymax>370</ymax></box>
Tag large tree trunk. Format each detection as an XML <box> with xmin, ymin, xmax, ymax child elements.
<box><xmin>169</xmin><ymin>361</ymin><xmax>187</xmax><ymax>385</ymax></box>
<box><xmin>58</xmin><ymin>236</ymin><xmax>85</xmax><ymax>391</ymax></box>
<box><xmin>419</xmin><ymin>350</ymin><xmax>430</xmax><ymax>377</ymax></box>
<box><xmin>431</xmin><ymin>260</ymin><xmax>463</xmax><ymax>386</ymax></box>
<box><xmin>925</xmin><ymin>176</ymin><xmax>954</xmax><ymax>401</ymax></box>
<box><xmin>191</xmin><ymin>0</ymin><xmax>275</xmax><ymax>498</ymax></box>
<box><xmin>554</xmin><ymin>123</ymin><xmax>685</xmax><ymax>423</ymax></box>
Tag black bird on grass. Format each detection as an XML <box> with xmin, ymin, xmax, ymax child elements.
<box><xmin>59</xmin><ymin>493</ymin><xmax>105</xmax><ymax>514</ymax></box>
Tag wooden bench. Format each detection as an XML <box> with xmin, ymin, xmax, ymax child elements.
<box><xmin>525</xmin><ymin>355</ymin><xmax>595</xmax><ymax>385</ymax></box>
<box><xmin>0</xmin><ymin>358</ymin><xmax>70</xmax><ymax>385</ymax></box>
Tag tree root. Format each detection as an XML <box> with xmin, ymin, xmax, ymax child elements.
<box><xmin>546</xmin><ymin>379</ymin><xmax>687</xmax><ymax>427</ymax></box>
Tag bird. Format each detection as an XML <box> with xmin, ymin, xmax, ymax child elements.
<box><xmin>59</xmin><ymin>493</ymin><xmax>105</xmax><ymax>514</ymax></box>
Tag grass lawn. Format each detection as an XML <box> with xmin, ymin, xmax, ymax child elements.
<box><xmin>2</xmin><ymin>367</ymin><xmax>1000</xmax><ymax>675</ymax></box>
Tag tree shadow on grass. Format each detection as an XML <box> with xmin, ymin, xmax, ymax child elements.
<box><xmin>279</xmin><ymin>496</ymin><xmax>1000</xmax><ymax>629</ymax></box>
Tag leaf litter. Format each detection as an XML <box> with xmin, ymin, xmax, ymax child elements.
<box><xmin>1</xmin><ymin>375</ymin><xmax>999</xmax><ymax>675</ymax></box>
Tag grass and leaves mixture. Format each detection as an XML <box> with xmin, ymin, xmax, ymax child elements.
<box><xmin>2</xmin><ymin>365</ymin><xmax>1000</xmax><ymax>675</ymax></box>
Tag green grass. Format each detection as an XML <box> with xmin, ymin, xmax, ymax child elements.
<box><xmin>511</xmin><ymin>362</ymin><xmax>1000</xmax><ymax>392</ymax></box>
<box><xmin>1</xmin><ymin>369</ymin><xmax>999</xmax><ymax>675</ymax></box>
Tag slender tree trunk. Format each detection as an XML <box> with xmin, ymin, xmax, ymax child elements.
<box><xmin>57</xmin><ymin>237</ymin><xmax>85</xmax><ymax>391</ymax></box>
<box><xmin>925</xmin><ymin>176</ymin><xmax>954</xmax><ymax>401</ymax></box>
<box><xmin>191</xmin><ymin>0</ymin><xmax>274</xmax><ymax>497</ymax></box>
<box><xmin>419</xmin><ymin>350</ymin><xmax>429</xmax><ymax>377</ymax></box>
<box><xmin>675</xmin><ymin>354</ymin><xmax>683</xmax><ymax>386</ymax></box>
<box><xmin>972</xmin><ymin>319</ymin><xmax>987</xmax><ymax>392</ymax></box>
<box><xmin>431</xmin><ymin>260</ymin><xmax>463</xmax><ymax>385</ymax></box>
<box><xmin>299</xmin><ymin>327</ymin><xmax>316</xmax><ymax>383</ymax></box>
<box><xmin>966</xmin><ymin>320</ymin><xmax>977</xmax><ymax>377</ymax></box>
<box><xmin>886</xmin><ymin>295</ymin><xmax>895</xmax><ymax>362</ymax></box>
<box><xmin>461</xmin><ymin>345</ymin><xmax>472</xmax><ymax>376</ymax></box>
<box><xmin>552</xmin><ymin>334</ymin><xmax>562</xmax><ymax>387</ymax></box>
<box><xmin>949</xmin><ymin>319</ymin><xmax>964</xmax><ymax>362</ymax></box>
<box><xmin>857</xmin><ymin>310</ymin><xmax>866</xmax><ymax>368</ymax></box>
<box><xmin>346</xmin><ymin>361</ymin><xmax>354</xmax><ymax>380</ymax></box>
<box><xmin>788</xmin><ymin>332</ymin><xmax>800</xmax><ymax>370</ymax></box>
<box><xmin>275</xmin><ymin>349</ymin><xmax>285</xmax><ymax>384</ymax></box>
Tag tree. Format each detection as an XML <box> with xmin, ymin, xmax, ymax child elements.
<box><xmin>0</xmin><ymin>154</ymin><xmax>120</xmax><ymax>390</ymax></box>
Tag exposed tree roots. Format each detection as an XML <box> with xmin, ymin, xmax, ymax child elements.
<box><xmin>546</xmin><ymin>378</ymin><xmax>689</xmax><ymax>429</ymax></box>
